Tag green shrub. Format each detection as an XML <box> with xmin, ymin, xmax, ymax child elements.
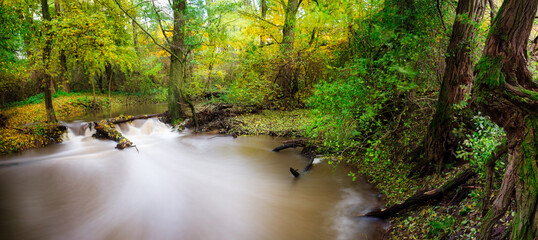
<box><xmin>456</xmin><ymin>114</ymin><xmax>505</xmax><ymax>178</ymax></box>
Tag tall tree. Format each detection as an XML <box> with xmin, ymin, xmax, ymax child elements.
<box><xmin>474</xmin><ymin>0</ymin><xmax>538</xmax><ymax>239</ymax></box>
<box><xmin>281</xmin><ymin>0</ymin><xmax>299</xmax><ymax>53</ymax></box>
<box><xmin>278</xmin><ymin>0</ymin><xmax>302</xmax><ymax>99</ymax></box>
<box><xmin>54</xmin><ymin>0</ymin><xmax>69</xmax><ymax>93</ymax></box>
<box><xmin>420</xmin><ymin>0</ymin><xmax>485</xmax><ymax>172</ymax></box>
<box><xmin>168</xmin><ymin>0</ymin><xmax>189</xmax><ymax>122</ymax></box>
<box><xmin>115</xmin><ymin>0</ymin><xmax>199</xmax><ymax>123</ymax></box>
<box><xmin>259</xmin><ymin>0</ymin><xmax>267</xmax><ymax>46</ymax></box>
<box><xmin>41</xmin><ymin>0</ymin><xmax>57</xmax><ymax>123</ymax></box>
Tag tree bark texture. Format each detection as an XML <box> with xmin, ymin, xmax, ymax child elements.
<box><xmin>282</xmin><ymin>0</ymin><xmax>298</xmax><ymax>54</ymax></box>
<box><xmin>260</xmin><ymin>0</ymin><xmax>267</xmax><ymax>46</ymax></box>
<box><xmin>168</xmin><ymin>0</ymin><xmax>188</xmax><ymax>122</ymax></box>
<box><xmin>474</xmin><ymin>0</ymin><xmax>538</xmax><ymax>239</ymax></box>
<box><xmin>278</xmin><ymin>0</ymin><xmax>301</xmax><ymax>99</ymax></box>
<box><xmin>41</xmin><ymin>0</ymin><xmax>57</xmax><ymax>123</ymax></box>
<box><xmin>54</xmin><ymin>0</ymin><xmax>69</xmax><ymax>93</ymax></box>
<box><xmin>421</xmin><ymin>0</ymin><xmax>485</xmax><ymax>172</ymax></box>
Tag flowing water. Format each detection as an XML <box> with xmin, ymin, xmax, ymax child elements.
<box><xmin>0</xmin><ymin>118</ymin><xmax>386</xmax><ymax>240</ymax></box>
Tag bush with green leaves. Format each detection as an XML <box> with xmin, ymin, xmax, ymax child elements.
<box><xmin>456</xmin><ymin>114</ymin><xmax>505</xmax><ymax>178</ymax></box>
<box><xmin>223</xmin><ymin>69</ymin><xmax>275</xmax><ymax>106</ymax></box>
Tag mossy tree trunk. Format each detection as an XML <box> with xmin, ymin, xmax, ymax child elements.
<box><xmin>168</xmin><ymin>0</ymin><xmax>188</xmax><ymax>122</ymax></box>
<box><xmin>281</xmin><ymin>0</ymin><xmax>298</xmax><ymax>54</ymax></box>
<box><xmin>474</xmin><ymin>0</ymin><xmax>538</xmax><ymax>239</ymax></box>
<box><xmin>278</xmin><ymin>0</ymin><xmax>301</xmax><ymax>99</ymax></box>
<box><xmin>41</xmin><ymin>0</ymin><xmax>57</xmax><ymax>123</ymax></box>
<box><xmin>421</xmin><ymin>0</ymin><xmax>485</xmax><ymax>172</ymax></box>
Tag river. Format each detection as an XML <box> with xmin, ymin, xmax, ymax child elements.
<box><xmin>0</xmin><ymin>116</ymin><xmax>386</xmax><ymax>240</ymax></box>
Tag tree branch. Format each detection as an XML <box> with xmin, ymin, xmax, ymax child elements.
<box><xmin>487</xmin><ymin>0</ymin><xmax>496</xmax><ymax>22</ymax></box>
<box><xmin>152</xmin><ymin>0</ymin><xmax>171</xmax><ymax>45</ymax></box>
<box><xmin>296</xmin><ymin>0</ymin><xmax>303</xmax><ymax>12</ymax></box>
<box><xmin>113</xmin><ymin>0</ymin><xmax>181</xmax><ymax>61</ymax></box>
<box><xmin>238</xmin><ymin>10</ymin><xmax>280</xmax><ymax>28</ymax></box>
<box><xmin>436</xmin><ymin>0</ymin><xmax>447</xmax><ymax>31</ymax></box>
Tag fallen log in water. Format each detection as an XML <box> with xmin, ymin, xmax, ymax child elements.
<box><xmin>272</xmin><ymin>139</ymin><xmax>317</xmax><ymax>178</ymax></box>
<box><xmin>361</xmin><ymin>168</ymin><xmax>476</xmax><ymax>219</ymax></box>
<box><xmin>272</xmin><ymin>139</ymin><xmax>307</xmax><ymax>152</ymax></box>
<box><xmin>92</xmin><ymin>113</ymin><xmax>164</xmax><ymax>150</ymax></box>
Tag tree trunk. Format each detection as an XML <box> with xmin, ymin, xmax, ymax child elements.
<box><xmin>474</xmin><ymin>0</ymin><xmax>538</xmax><ymax>239</ymax></box>
<box><xmin>281</xmin><ymin>0</ymin><xmax>298</xmax><ymax>54</ymax></box>
<box><xmin>421</xmin><ymin>0</ymin><xmax>485</xmax><ymax>172</ymax></box>
<box><xmin>206</xmin><ymin>63</ymin><xmax>213</xmax><ymax>94</ymax></box>
<box><xmin>54</xmin><ymin>0</ymin><xmax>69</xmax><ymax>93</ymax></box>
<box><xmin>260</xmin><ymin>0</ymin><xmax>267</xmax><ymax>46</ymax></box>
<box><xmin>278</xmin><ymin>0</ymin><xmax>300</xmax><ymax>99</ymax></box>
<box><xmin>168</xmin><ymin>0</ymin><xmax>188</xmax><ymax>122</ymax></box>
<box><xmin>41</xmin><ymin>0</ymin><xmax>57</xmax><ymax>123</ymax></box>
<box><xmin>106</xmin><ymin>63</ymin><xmax>113</xmax><ymax>104</ymax></box>
<box><xmin>132</xmin><ymin>18</ymin><xmax>139</xmax><ymax>55</ymax></box>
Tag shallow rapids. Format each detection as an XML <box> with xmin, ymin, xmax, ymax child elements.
<box><xmin>0</xmin><ymin>119</ymin><xmax>386</xmax><ymax>240</ymax></box>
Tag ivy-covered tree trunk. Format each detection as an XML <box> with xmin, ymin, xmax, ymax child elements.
<box><xmin>421</xmin><ymin>0</ymin><xmax>485</xmax><ymax>172</ymax></box>
<box><xmin>474</xmin><ymin>0</ymin><xmax>538</xmax><ymax>239</ymax></box>
<box><xmin>41</xmin><ymin>0</ymin><xmax>57</xmax><ymax>123</ymax></box>
<box><xmin>168</xmin><ymin>0</ymin><xmax>188</xmax><ymax>122</ymax></box>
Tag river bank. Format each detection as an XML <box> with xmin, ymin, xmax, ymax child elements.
<box><xmin>0</xmin><ymin>92</ymin><xmax>165</xmax><ymax>155</ymax></box>
<box><xmin>0</xmin><ymin>98</ymin><xmax>499</xmax><ymax>239</ymax></box>
<box><xmin>204</xmin><ymin>105</ymin><xmax>498</xmax><ymax>239</ymax></box>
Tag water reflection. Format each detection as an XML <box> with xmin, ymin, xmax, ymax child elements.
<box><xmin>0</xmin><ymin>119</ymin><xmax>386</xmax><ymax>240</ymax></box>
<box><xmin>67</xmin><ymin>103</ymin><xmax>168</xmax><ymax>122</ymax></box>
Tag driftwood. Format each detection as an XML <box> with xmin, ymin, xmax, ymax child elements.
<box><xmin>362</xmin><ymin>168</ymin><xmax>476</xmax><ymax>219</ymax></box>
<box><xmin>273</xmin><ymin>139</ymin><xmax>316</xmax><ymax>178</ymax></box>
<box><xmin>92</xmin><ymin>113</ymin><xmax>164</xmax><ymax>150</ymax></box>
<box><xmin>290</xmin><ymin>168</ymin><xmax>300</xmax><ymax>177</ymax></box>
<box><xmin>272</xmin><ymin>139</ymin><xmax>307</xmax><ymax>152</ymax></box>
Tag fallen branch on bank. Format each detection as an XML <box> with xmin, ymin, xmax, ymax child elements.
<box><xmin>361</xmin><ymin>168</ymin><xmax>476</xmax><ymax>219</ymax></box>
<box><xmin>92</xmin><ymin>113</ymin><xmax>164</xmax><ymax>150</ymax></box>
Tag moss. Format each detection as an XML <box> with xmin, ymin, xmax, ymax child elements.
<box><xmin>475</xmin><ymin>56</ymin><xmax>504</xmax><ymax>87</ymax></box>
<box><xmin>228</xmin><ymin>109</ymin><xmax>314</xmax><ymax>137</ymax></box>
<box><xmin>510</xmin><ymin>117</ymin><xmax>538</xmax><ymax>240</ymax></box>
<box><xmin>518</xmin><ymin>87</ymin><xmax>538</xmax><ymax>101</ymax></box>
